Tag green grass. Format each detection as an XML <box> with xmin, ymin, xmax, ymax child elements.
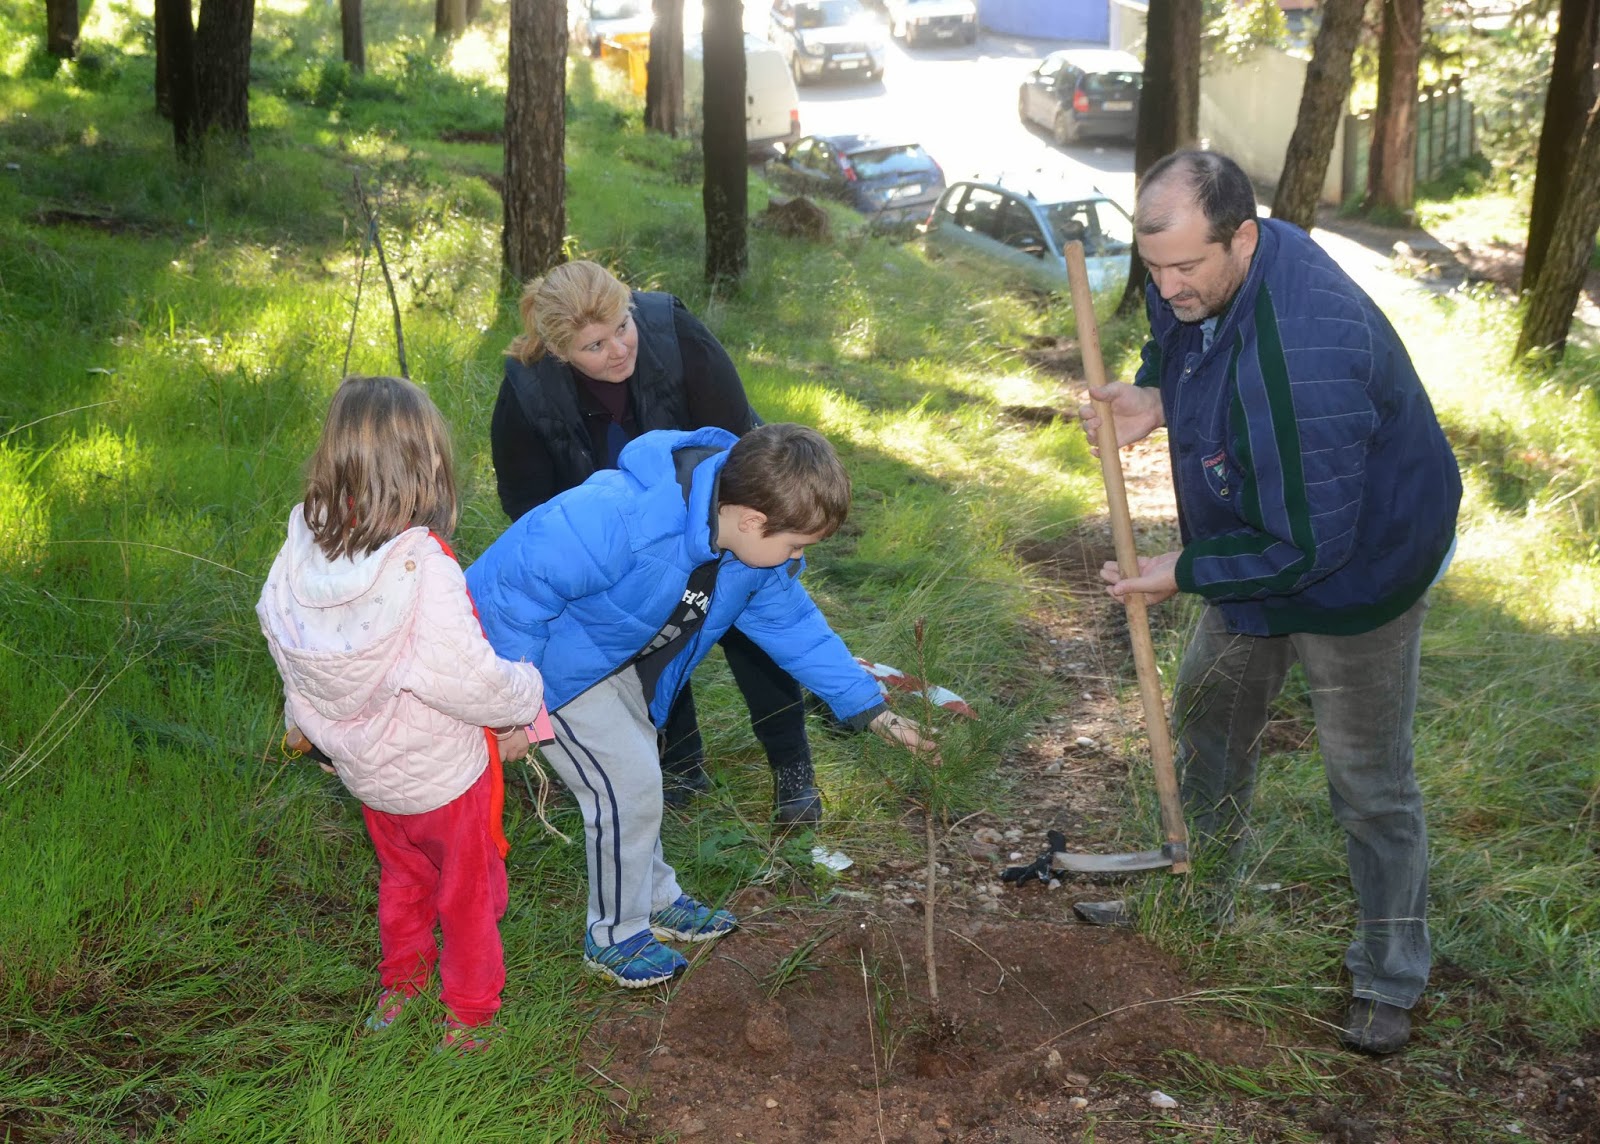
<box><xmin>3</xmin><ymin>0</ymin><xmax>1600</xmax><ymax>1139</ymax></box>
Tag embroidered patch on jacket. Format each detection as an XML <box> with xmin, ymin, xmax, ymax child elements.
<box><xmin>1201</xmin><ymin>449</ymin><xmax>1232</xmax><ymax>499</ymax></box>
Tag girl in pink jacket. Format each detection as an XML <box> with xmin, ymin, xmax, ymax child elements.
<box><xmin>257</xmin><ymin>375</ymin><xmax>547</xmax><ymax>1052</ymax></box>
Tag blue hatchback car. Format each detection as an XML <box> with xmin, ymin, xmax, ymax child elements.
<box><xmin>765</xmin><ymin>133</ymin><xmax>946</xmax><ymax>225</ymax></box>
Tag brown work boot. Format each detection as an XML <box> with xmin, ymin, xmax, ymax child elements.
<box><xmin>1339</xmin><ymin>998</ymin><xmax>1411</xmax><ymax>1055</ymax></box>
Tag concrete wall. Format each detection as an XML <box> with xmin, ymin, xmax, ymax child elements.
<box><xmin>1107</xmin><ymin>0</ymin><xmax>1146</xmax><ymax>53</ymax></box>
<box><xmin>1200</xmin><ymin>48</ymin><xmax>1347</xmax><ymax>206</ymax></box>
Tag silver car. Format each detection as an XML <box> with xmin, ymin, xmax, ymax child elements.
<box><xmin>922</xmin><ymin>177</ymin><xmax>1134</xmax><ymax>295</ymax></box>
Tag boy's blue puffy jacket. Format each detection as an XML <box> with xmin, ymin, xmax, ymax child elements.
<box><xmin>464</xmin><ymin>426</ymin><xmax>887</xmax><ymax>727</ymax></box>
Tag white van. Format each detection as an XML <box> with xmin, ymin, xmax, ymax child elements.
<box><xmin>684</xmin><ymin>33</ymin><xmax>802</xmax><ymax>155</ymax></box>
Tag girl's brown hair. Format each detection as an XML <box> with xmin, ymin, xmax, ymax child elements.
<box><xmin>303</xmin><ymin>375</ymin><xmax>458</xmax><ymax>560</ymax></box>
<box><xmin>505</xmin><ymin>260</ymin><xmax>633</xmax><ymax>365</ymax></box>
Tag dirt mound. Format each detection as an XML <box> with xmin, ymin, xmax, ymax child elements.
<box><xmin>589</xmin><ymin>897</ymin><xmax>1271</xmax><ymax>1142</ymax></box>
<box><xmin>759</xmin><ymin>195</ymin><xmax>832</xmax><ymax>242</ymax></box>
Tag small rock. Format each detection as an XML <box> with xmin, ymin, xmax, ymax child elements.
<box><xmin>1074</xmin><ymin>736</ymin><xmax>1097</xmax><ymax>749</ymax></box>
<box><xmin>1008</xmin><ymin>851</ymin><xmax>1023</xmax><ymax>861</ymax></box>
<box><xmin>1081</xmin><ymin>692</ymin><xmax>1093</xmax><ymax>701</ymax></box>
<box><xmin>764</xmin><ymin>1097</ymin><xmax>779</xmax><ymax>1109</ymax></box>
<box><xmin>1032</xmin><ymin>1101</ymin><xmax>1050</xmax><ymax>1115</ymax></box>
<box><xmin>679</xmin><ymin>1117</ymin><xmax>707</xmax><ymax>1136</ymax></box>
<box><xmin>967</xmin><ymin>840</ymin><xmax>999</xmax><ymax>860</ymax></box>
<box><xmin>1045</xmin><ymin>1049</ymin><xmax>1062</xmax><ymax>1068</ymax></box>
<box><xmin>744</xmin><ymin>1002</ymin><xmax>791</xmax><ymax>1055</ymax></box>
<box><xmin>1063</xmin><ymin>1072</ymin><xmax>1090</xmax><ymax>1087</ymax></box>
<box><xmin>1003</xmin><ymin>829</ymin><xmax>1023</xmax><ymax>842</ymax></box>
<box><xmin>979</xmin><ymin>898</ymin><xmax>1000</xmax><ymax>912</ymax></box>
<box><xmin>1044</xmin><ymin>761</ymin><xmax>1063</xmax><ymax>775</ymax></box>
<box><xmin>1149</xmin><ymin>1090</ymin><xmax>1179</xmax><ymax>1109</ymax></box>
<box><xmin>973</xmin><ymin>827</ymin><xmax>1005</xmax><ymax>845</ymax></box>
<box><xmin>1069</xmin><ymin>1096</ymin><xmax>1089</xmax><ymax>1110</ymax></box>
<box><xmin>935</xmin><ymin>1116</ymin><xmax>951</xmax><ymax>1129</ymax></box>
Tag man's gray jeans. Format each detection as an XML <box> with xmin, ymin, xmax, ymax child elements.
<box><xmin>1172</xmin><ymin>596</ymin><xmax>1431</xmax><ymax>1008</ymax></box>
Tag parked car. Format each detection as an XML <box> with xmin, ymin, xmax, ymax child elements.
<box><xmin>884</xmin><ymin>0</ymin><xmax>977</xmax><ymax>46</ymax></box>
<box><xmin>921</xmin><ymin>177</ymin><xmax>1134</xmax><ymax>294</ymax></box>
<box><xmin>769</xmin><ymin>0</ymin><xmax>888</xmax><ymax>85</ymax></box>
<box><xmin>766</xmin><ymin>133</ymin><xmax>945</xmax><ymax>225</ymax></box>
<box><xmin>1017</xmin><ymin>48</ymin><xmax>1142</xmax><ymax>145</ymax></box>
<box><xmin>684</xmin><ymin>33</ymin><xmax>803</xmax><ymax>155</ymax></box>
<box><xmin>570</xmin><ymin>0</ymin><xmax>651</xmax><ymax>57</ymax></box>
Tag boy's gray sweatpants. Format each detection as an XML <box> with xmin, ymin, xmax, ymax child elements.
<box><xmin>543</xmin><ymin>670</ymin><xmax>684</xmax><ymax>948</ymax></box>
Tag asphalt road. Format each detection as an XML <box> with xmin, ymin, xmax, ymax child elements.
<box><xmin>786</xmin><ymin>28</ymin><xmax>1137</xmax><ymax>211</ymax></box>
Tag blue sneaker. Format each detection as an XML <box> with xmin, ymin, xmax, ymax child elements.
<box><xmin>583</xmin><ymin>930</ymin><xmax>688</xmax><ymax>988</ymax></box>
<box><xmin>649</xmin><ymin>894</ymin><xmax>738</xmax><ymax>943</ymax></box>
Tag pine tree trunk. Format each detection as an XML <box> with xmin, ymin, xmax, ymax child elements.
<box><xmin>1271</xmin><ymin>0</ymin><xmax>1366</xmax><ymax>231</ymax></box>
<box><xmin>157</xmin><ymin>0</ymin><xmax>199</xmax><ymax>153</ymax></box>
<box><xmin>194</xmin><ymin>0</ymin><xmax>255</xmax><ymax>149</ymax></box>
<box><xmin>154</xmin><ymin>0</ymin><xmax>173</xmax><ymax>117</ymax></box>
<box><xmin>1523</xmin><ymin>0</ymin><xmax>1599</xmax><ymax>290</ymax></box>
<box><xmin>1118</xmin><ymin>0</ymin><xmax>1201</xmax><ymax>316</ymax></box>
<box><xmin>502</xmin><ymin>0</ymin><xmax>568</xmax><ymax>285</ymax></box>
<box><xmin>436</xmin><ymin>0</ymin><xmax>467</xmax><ymax>39</ymax></box>
<box><xmin>1516</xmin><ymin>94</ymin><xmax>1600</xmax><ymax>364</ymax></box>
<box><xmin>46</xmin><ymin>0</ymin><xmax>79</xmax><ymax>58</ymax></box>
<box><xmin>1366</xmin><ymin>0</ymin><xmax>1422</xmax><ymax>216</ymax></box>
<box><xmin>645</xmin><ymin>0</ymin><xmax>685</xmax><ymax>135</ymax></box>
<box><xmin>702</xmin><ymin>0</ymin><xmax>747</xmax><ymax>286</ymax></box>
<box><xmin>341</xmin><ymin>0</ymin><xmax>365</xmax><ymax>72</ymax></box>
<box><xmin>466</xmin><ymin>0</ymin><xmax>483</xmax><ymax>19</ymax></box>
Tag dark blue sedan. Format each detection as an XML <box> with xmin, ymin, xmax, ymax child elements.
<box><xmin>765</xmin><ymin>133</ymin><xmax>946</xmax><ymax>226</ymax></box>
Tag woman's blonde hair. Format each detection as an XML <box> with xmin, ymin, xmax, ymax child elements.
<box><xmin>506</xmin><ymin>260</ymin><xmax>633</xmax><ymax>364</ymax></box>
<box><xmin>303</xmin><ymin>375</ymin><xmax>458</xmax><ymax>560</ymax></box>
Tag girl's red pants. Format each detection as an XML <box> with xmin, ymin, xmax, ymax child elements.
<box><xmin>361</xmin><ymin>766</ymin><xmax>507</xmax><ymax>1027</ymax></box>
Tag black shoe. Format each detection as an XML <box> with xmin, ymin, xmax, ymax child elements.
<box><xmin>775</xmin><ymin>786</ymin><xmax>822</xmax><ymax>826</ymax></box>
<box><xmin>1339</xmin><ymin>998</ymin><xmax>1411</xmax><ymax>1055</ymax></box>
<box><xmin>1072</xmin><ymin>899</ymin><xmax>1134</xmax><ymax>928</ymax></box>
<box><xmin>662</xmin><ymin>768</ymin><xmax>711</xmax><ymax>809</ymax></box>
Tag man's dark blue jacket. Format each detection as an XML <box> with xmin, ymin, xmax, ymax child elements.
<box><xmin>1136</xmin><ymin>217</ymin><xmax>1461</xmax><ymax>636</ymax></box>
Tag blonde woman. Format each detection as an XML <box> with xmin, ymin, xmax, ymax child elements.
<box><xmin>489</xmin><ymin>261</ymin><xmax>822</xmax><ymax>824</ymax></box>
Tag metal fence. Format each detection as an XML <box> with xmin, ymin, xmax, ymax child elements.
<box><xmin>1341</xmin><ymin>76</ymin><xmax>1478</xmax><ymax>199</ymax></box>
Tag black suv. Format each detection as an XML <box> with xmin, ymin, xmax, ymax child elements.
<box><xmin>1018</xmin><ymin>48</ymin><xmax>1142</xmax><ymax>145</ymax></box>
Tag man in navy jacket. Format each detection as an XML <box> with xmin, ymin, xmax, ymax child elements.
<box><xmin>1079</xmin><ymin>150</ymin><xmax>1460</xmax><ymax>1055</ymax></box>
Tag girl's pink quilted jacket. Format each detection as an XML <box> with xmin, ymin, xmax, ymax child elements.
<box><xmin>257</xmin><ymin>506</ymin><xmax>546</xmax><ymax>815</ymax></box>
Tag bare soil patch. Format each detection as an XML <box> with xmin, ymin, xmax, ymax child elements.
<box><xmin>589</xmin><ymin>900</ymin><xmax>1274</xmax><ymax>1143</ymax></box>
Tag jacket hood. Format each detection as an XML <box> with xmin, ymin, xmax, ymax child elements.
<box><xmin>257</xmin><ymin>507</ymin><xmax>425</xmax><ymax>720</ymax></box>
<box><xmin>617</xmin><ymin>426</ymin><xmax>736</xmax><ymax>563</ymax></box>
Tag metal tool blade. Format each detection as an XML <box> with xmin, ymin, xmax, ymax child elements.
<box><xmin>1051</xmin><ymin>842</ymin><xmax>1186</xmax><ymax>874</ymax></box>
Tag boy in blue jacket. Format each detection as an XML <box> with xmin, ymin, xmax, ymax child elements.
<box><xmin>466</xmin><ymin>422</ymin><xmax>938</xmax><ymax>987</ymax></box>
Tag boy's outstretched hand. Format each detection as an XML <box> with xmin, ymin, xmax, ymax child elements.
<box><xmin>869</xmin><ymin>709</ymin><xmax>942</xmax><ymax>765</ymax></box>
